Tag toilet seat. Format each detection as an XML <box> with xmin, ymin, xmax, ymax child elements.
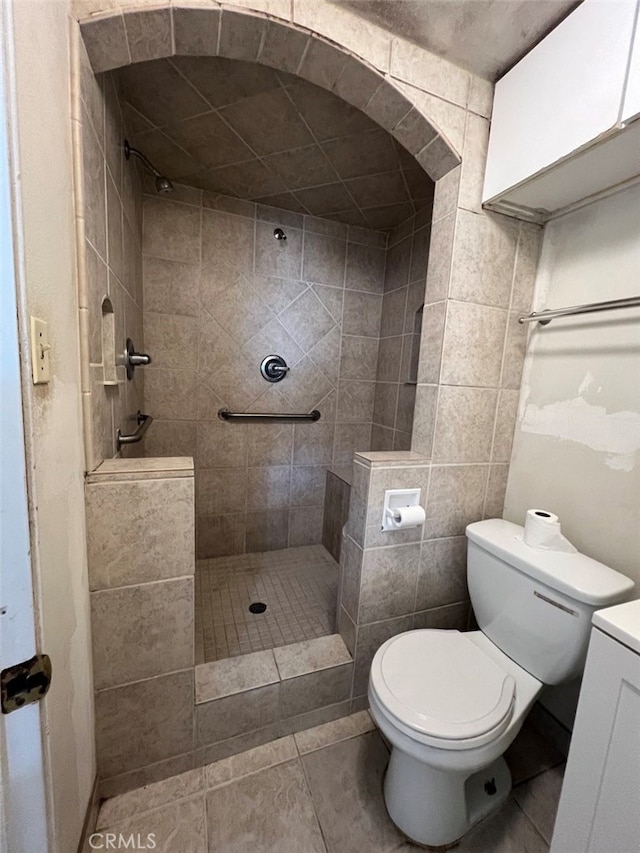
<box><xmin>370</xmin><ymin>630</ymin><xmax>516</xmax><ymax>750</ymax></box>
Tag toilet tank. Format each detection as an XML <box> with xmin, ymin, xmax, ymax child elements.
<box><xmin>465</xmin><ymin>519</ymin><xmax>635</xmax><ymax>684</ymax></box>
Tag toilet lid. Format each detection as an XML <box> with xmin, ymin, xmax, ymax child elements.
<box><xmin>370</xmin><ymin>630</ymin><xmax>515</xmax><ymax>741</ymax></box>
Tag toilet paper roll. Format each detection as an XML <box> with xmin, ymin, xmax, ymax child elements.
<box><xmin>388</xmin><ymin>505</ymin><xmax>426</xmax><ymax>529</ymax></box>
<box><xmin>522</xmin><ymin>509</ymin><xmax>577</xmax><ymax>552</ymax></box>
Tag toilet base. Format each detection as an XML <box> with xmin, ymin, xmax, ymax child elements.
<box><xmin>383</xmin><ymin>747</ymin><xmax>512</xmax><ymax>848</ymax></box>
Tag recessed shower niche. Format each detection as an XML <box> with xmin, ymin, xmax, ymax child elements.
<box><xmin>103</xmin><ymin>54</ymin><xmax>434</xmax><ymax>663</ymax></box>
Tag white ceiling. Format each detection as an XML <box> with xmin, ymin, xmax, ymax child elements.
<box><xmin>330</xmin><ymin>0</ymin><xmax>581</xmax><ymax>79</ymax></box>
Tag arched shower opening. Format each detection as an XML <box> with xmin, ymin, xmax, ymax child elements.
<box><xmin>76</xmin><ymin>5</ymin><xmax>461</xmax><ymax>665</ymax></box>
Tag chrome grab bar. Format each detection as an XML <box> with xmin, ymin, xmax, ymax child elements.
<box><xmin>116</xmin><ymin>411</ymin><xmax>153</xmax><ymax>450</ymax></box>
<box><xmin>218</xmin><ymin>408</ymin><xmax>321</xmax><ymax>423</ymax></box>
<box><xmin>518</xmin><ymin>295</ymin><xmax>640</xmax><ymax>325</ymax></box>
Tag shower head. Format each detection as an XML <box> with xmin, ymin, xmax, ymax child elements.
<box><xmin>155</xmin><ymin>175</ymin><xmax>174</xmax><ymax>194</ymax></box>
<box><xmin>124</xmin><ymin>139</ymin><xmax>174</xmax><ymax>195</ymax></box>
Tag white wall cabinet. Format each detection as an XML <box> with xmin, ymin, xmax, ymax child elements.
<box><xmin>622</xmin><ymin>10</ymin><xmax>640</xmax><ymax>124</ymax></box>
<box><xmin>550</xmin><ymin>601</ymin><xmax>640</xmax><ymax>853</ymax></box>
<box><xmin>483</xmin><ymin>0</ymin><xmax>640</xmax><ymax>222</ymax></box>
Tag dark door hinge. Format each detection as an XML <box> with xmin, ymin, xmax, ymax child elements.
<box><xmin>1</xmin><ymin>653</ymin><xmax>52</xmax><ymax>714</ymax></box>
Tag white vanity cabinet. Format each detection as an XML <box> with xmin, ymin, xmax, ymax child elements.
<box><xmin>550</xmin><ymin>600</ymin><xmax>640</xmax><ymax>853</ymax></box>
<box><xmin>483</xmin><ymin>0</ymin><xmax>640</xmax><ymax>221</ymax></box>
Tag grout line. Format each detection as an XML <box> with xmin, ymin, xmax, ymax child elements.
<box><xmin>296</xmin><ymin>746</ymin><xmax>332</xmax><ymax>853</ymax></box>
<box><xmin>91</xmin><ymin>573</ymin><xmax>195</xmax><ymax>594</ymax></box>
<box><xmin>294</xmin><ymin>32</ymin><xmax>311</xmax><ymax>77</ymax></box>
<box><xmin>201</xmin><ymin>784</ymin><xmax>210</xmax><ymax>852</ymax></box>
<box><xmin>256</xmin><ymin>17</ymin><xmax>268</xmax><ymax>60</ymax></box>
<box><xmin>215</xmin><ymin>8</ymin><xmax>222</xmax><ymax>55</ymax></box>
<box><xmin>484</xmin><ymin>225</ymin><xmax>522</xmax><ymax>515</ymax></box>
<box><xmin>510</xmin><ymin>796</ymin><xmax>552</xmax><ymax>849</ymax></box>
<box><xmin>95</xmin><ymin>665</ymin><xmax>193</xmax><ymax>695</ymax></box>
<box><xmin>168</xmin><ymin>7</ymin><xmax>175</xmax><ymax>57</ymax></box>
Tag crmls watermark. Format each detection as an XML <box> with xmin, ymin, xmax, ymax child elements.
<box><xmin>88</xmin><ymin>833</ymin><xmax>157</xmax><ymax>850</ymax></box>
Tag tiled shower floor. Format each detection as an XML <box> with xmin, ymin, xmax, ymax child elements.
<box><xmin>195</xmin><ymin>545</ymin><xmax>339</xmax><ymax>663</ymax></box>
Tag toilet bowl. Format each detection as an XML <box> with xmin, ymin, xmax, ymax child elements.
<box><xmin>369</xmin><ymin>629</ymin><xmax>542</xmax><ymax>847</ymax></box>
<box><xmin>368</xmin><ymin>518</ymin><xmax>634</xmax><ymax>848</ymax></box>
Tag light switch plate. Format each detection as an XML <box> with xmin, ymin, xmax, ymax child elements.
<box><xmin>30</xmin><ymin>316</ymin><xmax>51</xmax><ymax>384</ymax></box>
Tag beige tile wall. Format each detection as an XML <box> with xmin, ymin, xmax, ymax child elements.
<box><xmin>413</xmin><ymin>154</ymin><xmax>541</xmax><ymax>511</ymax></box>
<box><xmin>141</xmin><ymin>189</ymin><xmax>393</xmax><ymax>557</ymax></box>
<box><xmin>337</xmin><ymin>453</ymin><xmax>471</xmax><ymax>699</ymax></box>
<box><xmin>333</xmin><ymin>123</ymin><xmax>539</xmax><ymax>702</ymax></box>
<box><xmin>95</xmin><ymin>626</ymin><xmax>364</xmax><ymax>796</ymax></box>
<box><xmin>73</xmin><ymin>36</ymin><xmax>145</xmax><ymax>471</ymax></box>
<box><xmin>335</xmin><ymin>174</ymin><xmax>539</xmax><ymax>701</ymax></box>
<box><xmin>336</xmin><ymin>154</ymin><xmax>540</xmax><ymax>699</ymax></box>
<box><xmin>371</xmin><ymin>206</ymin><xmax>433</xmax><ymax>452</ymax></box>
<box><xmin>84</xmin><ymin>456</ymin><xmax>365</xmax><ymax>796</ymax></box>
<box><xmin>321</xmin><ymin>468</ymin><xmax>352</xmax><ymax>561</ymax></box>
<box><xmin>85</xmin><ymin>458</ymin><xmax>195</xmax><ymax>786</ymax></box>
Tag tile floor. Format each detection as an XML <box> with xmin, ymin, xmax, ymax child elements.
<box><xmin>92</xmin><ymin>711</ymin><xmax>566</xmax><ymax>853</ymax></box>
<box><xmin>195</xmin><ymin>545</ymin><xmax>339</xmax><ymax>663</ymax></box>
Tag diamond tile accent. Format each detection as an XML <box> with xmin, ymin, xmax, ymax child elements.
<box><xmin>163</xmin><ymin>111</ymin><xmax>254</xmax><ymax>170</ymax></box>
<box><xmin>202</xmin><ymin>277</ymin><xmax>275</xmax><ymax>346</ymax></box>
<box><xmin>143</xmin><ymin>191</ymin><xmax>410</xmax><ymax>559</ymax></box>
<box><xmin>256</xmin><ymin>276</ymin><xmax>309</xmax><ymax>315</ymax></box>
<box><xmin>312</xmin><ymin>285</ymin><xmax>344</xmax><ymax>323</ymax></box>
<box><xmin>307</xmin><ymin>327</ymin><xmax>342</xmax><ymax>386</ymax></box>
<box><xmin>279</xmin><ymin>356</ymin><xmax>334</xmax><ymax>411</ymax></box>
<box><xmin>198</xmin><ymin>315</ymin><xmax>265</xmax><ymax>409</ymax></box>
<box><xmin>245</xmin><ymin>318</ymin><xmax>306</xmax><ymax>371</ymax></box>
<box><xmin>280</xmin><ymin>289</ymin><xmax>336</xmax><ymax>352</ymax></box>
<box><xmin>219</xmin><ymin>88</ymin><xmax>316</xmax><ymax>157</ymax></box>
<box><xmin>120</xmin><ymin>56</ymin><xmax>434</xmax><ymax>231</ymax></box>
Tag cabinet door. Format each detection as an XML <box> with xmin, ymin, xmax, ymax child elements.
<box><xmin>551</xmin><ymin>627</ymin><xmax>640</xmax><ymax>853</ymax></box>
<box><xmin>483</xmin><ymin>0</ymin><xmax>638</xmax><ymax>203</ymax></box>
<box><xmin>621</xmin><ymin>10</ymin><xmax>640</xmax><ymax>124</ymax></box>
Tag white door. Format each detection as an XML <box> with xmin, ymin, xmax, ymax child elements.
<box><xmin>0</xmin><ymin>16</ymin><xmax>49</xmax><ymax>853</ymax></box>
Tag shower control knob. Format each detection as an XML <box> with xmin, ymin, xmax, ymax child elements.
<box><xmin>124</xmin><ymin>338</ymin><xmax>152</xmax><ymax>380</ymax></box>
<box><xmin>129</xmin><ymin>353</ymin><xmax>151</xmax><ymax>366</ymax></box>
<box><xmin>260</xmin><ymin>355</ymin><xmax>289</xmax><ymax>383</ymax></box>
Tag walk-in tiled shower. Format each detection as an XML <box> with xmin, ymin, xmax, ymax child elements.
<box><xmin>76</xmin><ymin>3</ymin><xmax>537</xmax><ymax>806</ymax></box>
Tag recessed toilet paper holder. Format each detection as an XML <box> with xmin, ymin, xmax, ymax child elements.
<box><xmin>382</xmin><ymin>488</ymin><xmax>423</xmax><ymax>531</ymax></box>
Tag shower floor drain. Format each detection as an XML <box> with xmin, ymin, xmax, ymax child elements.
<box><xmin>248</xmin><ymin>602</ymin><xmax>267</xmax><ymax>614</ymax></box>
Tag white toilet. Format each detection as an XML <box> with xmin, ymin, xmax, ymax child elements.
<box><xmin>368</xmin><ymin>518</ymin><xmax>634</xmax><ymax>848</ymax></box>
